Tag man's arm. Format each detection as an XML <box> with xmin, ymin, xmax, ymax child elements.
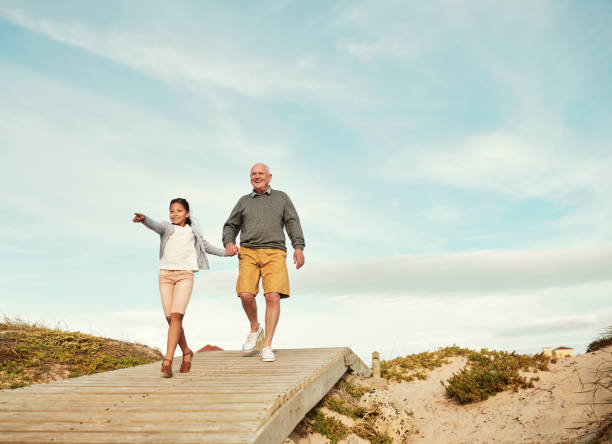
<box><xmin>293</xmin><ymin>249</ymin><xmax>305</xmax><ymax>269</ymax></box>
<box><xmin>283</xmin><ymin>195</ymin><xmax>305</xmax><ymax>269</ymax></box>
<box><xmin>223</xmin><ymin>200</ymin><xmax>243</xmax><ymax>256</ymax></box>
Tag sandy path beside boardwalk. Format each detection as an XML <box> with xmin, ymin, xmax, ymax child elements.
<box><xmin>290</xmin><ymin>346</ymin><xmax>612</xmax><ymax>444</ymax></box>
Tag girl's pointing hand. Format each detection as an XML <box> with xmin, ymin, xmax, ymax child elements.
<box><xmin>133</xmin><ymin>213</ymin><xmax>145</xmax><ymax>223</ymax></box>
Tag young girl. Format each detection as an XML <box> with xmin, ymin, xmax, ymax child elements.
<box><xmin>133</xmin><ymin>198</ymin><xmax>231</xmax><ymax>378</ymax></box>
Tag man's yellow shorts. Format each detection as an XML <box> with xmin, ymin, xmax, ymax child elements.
<box><xmin>237</xmin><ymin>247</ymin><xmax>290</xmax><ymax>298</ymax></box>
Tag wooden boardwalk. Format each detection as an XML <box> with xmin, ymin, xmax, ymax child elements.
<box><xmin>0</xmin><ymin>348</ymin><xmax>370</xmax><ymax>443</ymax></box>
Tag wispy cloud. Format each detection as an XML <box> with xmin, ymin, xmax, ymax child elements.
<box><xmin>8</xmin><ymin>284</ymin><xmax>609</xmax><ymax>363</ymax></box>
<box><xmin>193</xmin><ymin>245</ymin><xmax>612</xmax><ymax>298</ymax></box>
<box><xmin>395</xmin><ymin>131</ymin><xmax>611</xmax><ymax>201</ymax></box>
<box><xmin>497</xmin><ymin>313</ymin><xmax>607</xmax><ymax>338</ymax></box>
<box><xmin>0</xmin><ymin>6</ymin><xmax>360</xmax><ymax>105</ymax></box>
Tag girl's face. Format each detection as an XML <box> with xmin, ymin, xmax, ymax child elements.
<box><xmin>169</xmin><ymin>203</ymin><xmax>189</xmax><ymax>226</ymax></box>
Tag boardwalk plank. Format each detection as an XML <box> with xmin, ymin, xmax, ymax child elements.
<box><xmin>0</xmin><ymin>420</ymin><xmax>261</xmax><ymax>432</ymax></box>
<box><xmin>0</xmin><ymin>431</ymin><xmax>254</xmax><ymax>443</ymax></box>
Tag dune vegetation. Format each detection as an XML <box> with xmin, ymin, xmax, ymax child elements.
<box><xmin>585</xmin><ymin>326</ymin><xmax>612</xmax><ymax>443</ymax></box>
<box><xmin>380</xmin><ymin>345</ymin><xmax>549</xmax><ymax>403</ymax></box>
<box><xmin>293</xmin><ymin>331</ymin><xmax>611</xmax><ymax>443</ymax></box>
<box><xmin>0</xmin><ymin>317</ymin><xmax>162</xmax><ymax>390</ymax></box>
<box><xmin>294</xmin><ymin>379</ymin><xmax>394</xmax><ymax>444</ymax></box>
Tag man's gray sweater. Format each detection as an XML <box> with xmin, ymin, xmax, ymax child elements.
<box><xmin>223</xmin><ymin>188</ymin><xmax>305</xmax><ymax>252</ymax></box>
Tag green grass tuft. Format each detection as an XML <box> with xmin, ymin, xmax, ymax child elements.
<box><xmin>381</xmin><ymin>345</ymin><xmax>472</xmax><ymax>382</ymax></box>
<box><xmin>326</xmin><ymin>397</ymin><xmax>368</xmax><ymax>419</ymax></box>
<box><xmin>296</xmin><ymin>378</ymin><xmax>395</xmax><ymax>443</ymax></box>
<box><xmin>309</xmin><ymin>410</ymin><xmax>349</xmax><ymax>444</ymax></box>
<box><xmin>337</xmin><ymin>379</ymin><xmax>369</xmax><ymax>399</ymax></box>
<box><xmin>352</xmin><ymin>418</ymin><xmax>394</xmax><ymax>444</ymax></box>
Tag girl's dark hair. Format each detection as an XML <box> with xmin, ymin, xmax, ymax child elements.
<box><xmin>170</xmin><ymin>198</ymin><xmax>192</xmax><ymax>225</ymax></box>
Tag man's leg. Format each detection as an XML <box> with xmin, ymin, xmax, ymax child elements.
<box><xmin>240</xmin><ymin>292</ymin><xmax>260</xmax><ymax>332</ymax></box>
<box><xmin>263</xmin><ymin>292</ymin><xmax>280</xmax><ymax>347</ymax></box>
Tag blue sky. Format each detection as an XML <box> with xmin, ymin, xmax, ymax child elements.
<box><xmin>1</xmin><ymin>1</ymin><xmax>611</xmax><ymax>363</ymax></box>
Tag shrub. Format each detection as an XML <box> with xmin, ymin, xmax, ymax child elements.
<box><xmin>587</xmin><ymin>326</ymin><xmax>612</xmax><ymax>353</ymax></box>
<box><xmin>442</xmin><ymin>349</ymin><xmax>550</xmax><ymax>404</ymax></box>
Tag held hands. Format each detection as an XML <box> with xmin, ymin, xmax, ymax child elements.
<box><xmin>133</xmin><ymin>213</ymin><xmax>145</xmax><ymax>223</ymax></box>
<box><xmin>293</xmin><ymin>249</ymin><xmax>305</xmax><ymax>269</ymax></box>
<box><xmin>225</xmin><ymin>242</ymin><xmax>240</xmax><ymax>257</ymax></box>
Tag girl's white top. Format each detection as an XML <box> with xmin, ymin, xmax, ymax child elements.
<box><xmin>158</xmin><ymin>225</ymin><xmax>198</xmax><ymax>271</ymax></box>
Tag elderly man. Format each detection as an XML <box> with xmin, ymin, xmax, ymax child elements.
<box><xmin>223</xmin><ymin>163</ymin><xmax>305</xmax><ymax>362</ymax></box>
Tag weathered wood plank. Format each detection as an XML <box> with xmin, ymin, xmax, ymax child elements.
<box><xmin>0</xmin><ymin>410</ymin><xmax>267</xmax><ymax>421</ymax></box>
<box><xmin>0</xmin><ymin>431</ymin><xmax>254</xmax><ymax>443</ymax></box>
<box><xmin>0</xmin><ymin>420</ymin><xmax>261</xmax><ymax>432</ymax></box>
<box><xmin>0</xmin><ymin>402</ymin><xmax>269</xmax><ymax>412</ymax></box>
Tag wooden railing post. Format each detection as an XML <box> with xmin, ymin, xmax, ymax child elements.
<box><xmin>372</xmin><ymin>351</ymin><xmax>380</xmax><ymax>378</ymax></box>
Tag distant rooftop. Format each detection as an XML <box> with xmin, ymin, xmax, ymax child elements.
<box><xmin>198</xmin><ymin>344</ymin><xmax>223</xmax><ymax>352</ymax></box>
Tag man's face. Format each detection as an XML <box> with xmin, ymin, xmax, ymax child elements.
<box><xmin>250</xmin><ymin>164</ymin><xmax>272</xmax><ymax>194</ymax></box>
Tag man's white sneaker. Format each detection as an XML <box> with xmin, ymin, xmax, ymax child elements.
<box><xmin>242</xmin><ymin>326</ymin><xmax>263</xmax><ymax>353</ymax></box>
<box><xmin>261</xmin><ymin>346</ymin><xmax>275</xmax><ymax>362</ymax></box>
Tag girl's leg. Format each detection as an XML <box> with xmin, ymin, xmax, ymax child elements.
<box><xmin>158</xmin><ymin>271</ymin><xmax>175</xmax><ymax>377</ymax></box>
<box><xmin>166</xmin><ymin>312</ymin><xmax>184</xmax><ymax>361</ymax></box>
<box><xmin>170</xmin><ymin>271</ymin><xmax>194</xmax><ymax>314</ymax></box>
<box><xmin>165</xmin><ymin>316</ymin><xmax>189</xmax><ymax>354</ymax></box>
<box><xmin>161</xmin><ymin>273</ymin><xmax>189</xmax><ymax>353</ymax></box>
<box><xmin>165</xmin><ymin>272</ymin><xmax>194</xmax><ymax>362</ymax></box>
<box><xmin>159</xmin><ymin>272</ymin><xmax>174</xmax><ymax>318</ymax></box>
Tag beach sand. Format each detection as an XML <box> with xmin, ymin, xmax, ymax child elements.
<box><xmin>287</xmin><ymin>345</ymin><xmax>612</xmax><ymax>444</ymax></box>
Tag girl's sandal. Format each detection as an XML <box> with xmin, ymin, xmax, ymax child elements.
<box><xmin>161</xmin><ymin>358</ymin><xmax>173</xmax><ymax>378</ymax></box>
<box><xmin>180</xmin><ymin>350</ymin><xmax>194</xmax><ymax>373</ymax></box>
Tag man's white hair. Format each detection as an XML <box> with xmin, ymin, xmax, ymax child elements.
<box><xmin>251</xmin><ymin>163</ymin><xmax>270</xmax><ymax>174</ymax></box>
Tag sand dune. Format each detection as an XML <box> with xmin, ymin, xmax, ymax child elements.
<box><xmin>288</xmin><ymin>345</ymin><xmax>612</xmax><ymax>444</ymax></box>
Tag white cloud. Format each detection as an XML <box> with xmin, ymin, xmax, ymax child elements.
<box><xmin>420</xmin><ymin>204</ymin><xmax>462</xmax><ymax>223</ymax></box>
<box><xmin>383</xmin><ymin>129</ymin><xmax>611</xmax><ymax>202</ymax></box>
<box><xmin>0</xmin><ymin>62</ymin><xmax>414</xmax><ymax>271</ymax></box>
<box><xmin>194</xmin><ymin>245</ymin><xmax>612</xmax><ymax>298</ymax></box>
<box><xmin>497</xmin><ymin>313</ymin><xmax>605</xmax><ymax>337</ymax></box>
<box><xmin>0</xmin><ymin>7</ymin><xmax>360</xmax><ymax>106</ymax></box>
<box><xmin>8</xmin><ymin>281</ymin><xmax>610</xmax><ymax>365</ymax></box>
<box><xmin>334</xmin><ymin>1</ymin><xmax>612</xmax><ymax>216</ymax></box>
<box><xmin>337</xmin><ymin>1</ymin><xmax>560</xmax><ymax>63</ymax></box>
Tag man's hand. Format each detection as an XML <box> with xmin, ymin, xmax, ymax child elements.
<box><xmin>133</xmin><ymin>212</ymin><xmax>145</xmax><ymax>223</ymax></box>
<box><xmin>225</xmin><ymin>242</ymin><xmax>240</xmax><ymax>257</ymax></box>
<box><xmin>293</xmin><ymin>249</ymin><xmax>305</xmax><ymax>269</ymax></box>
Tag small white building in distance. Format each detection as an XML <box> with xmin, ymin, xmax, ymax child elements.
<box><xmin>542</xmin><ymin>346</ymin><xmax>574</xmax><ymax>358</ymax></box>
<box><xmin>553</xmin><ymin>347</ymin><xmax>573</xmax><ymax>358</ymax></box>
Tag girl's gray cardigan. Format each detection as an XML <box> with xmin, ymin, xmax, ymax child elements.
<box><xmin>142</xmin><ymin>216</ymin><xmax>226</xmax><ymax>270</ymax></box>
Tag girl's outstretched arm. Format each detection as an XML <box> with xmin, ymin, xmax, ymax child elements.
<box><xmin>133</xmin><ymin>213</ymin><xmax>164</xmax><ymax>235</ymax></box>
<box><xmin>201</xmin><ymin>236</ymin><xmax>228</xmax><ymax>257</ymax></box>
